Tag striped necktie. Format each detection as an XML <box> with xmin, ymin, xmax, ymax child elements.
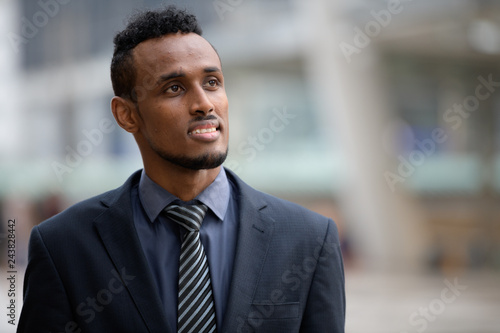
<box><xmin>164</xmin><ymin>203</ymin><xmax>217</xmax><ymax>333</ymax></box>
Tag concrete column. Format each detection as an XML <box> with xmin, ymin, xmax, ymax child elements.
<box><xmin>294</xmin><ymin>0</ymin><xmax>426</xmax><ymax>271</ymax></box>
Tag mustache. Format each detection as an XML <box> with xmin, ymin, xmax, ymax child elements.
<box><xmin>191</xmin><ymin>115</ymin><xmax>218</xmax><ymax>122</ymax></box>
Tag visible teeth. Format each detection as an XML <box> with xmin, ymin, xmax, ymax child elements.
<box><xmin>191</xmin><ymin>127</ymin><xmax>216</xmax><ymax>135</ymax></box>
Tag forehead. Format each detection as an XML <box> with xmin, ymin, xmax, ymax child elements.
<box><xmin>132</xmin><ymin>33</ymin><xmax>221</xmax><ymax>77</ymax></box>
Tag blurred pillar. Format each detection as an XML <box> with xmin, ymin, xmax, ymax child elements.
<box><xmin>0</xmin><ymin>0</ymin><xmax>22</xmax><ymax>159</ymax></box>
<box><xmin>294</xmin><ymin>0</ymin><xmax>426</xmax><ymax>271</ymax></box>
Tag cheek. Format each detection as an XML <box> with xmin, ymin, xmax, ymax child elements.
<box><xmin>146</xmin><ymin>105</ymin><xmax>181</xmax><ymax>132</ymax></box>
<box><xmin>141</xmin><ymin>119</ymin><xmax>173</xmax><ymax>144</ymax></box>
<box><xmin>216</xmin><ymin>95</ymin><xmax>229</xmax><ymax>117</ymax></box>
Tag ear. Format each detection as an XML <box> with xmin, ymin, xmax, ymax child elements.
<box><xmin>111</xmin><ymin>96</ymin><xmax>140</xmax><ymax>133</ymax></box>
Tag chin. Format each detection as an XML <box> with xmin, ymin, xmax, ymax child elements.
<box><xmin>158</xmin><ymin>149</ymin><xmax>228</xmax><ymax>171</ymax></box>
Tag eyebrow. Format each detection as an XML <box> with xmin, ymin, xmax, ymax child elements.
<box><xmin>157</xmin><ymin>67</ymin><xmax>222</xmax><ymax>84</ymax></box>
<box><xmin>204</xmin><ymin>66</ymin><xmax>221</xmax><ymax>74</ymax></box>
<box><xmin>158</xmin><ymin>71</ymin><xmax>186</xmax><ymax>84</ymax></box>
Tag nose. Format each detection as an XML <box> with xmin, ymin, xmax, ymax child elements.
<box><xmin>190</xmin><ymin>87</ymin><xmax>215</xmax><ymax>115</ymax></box>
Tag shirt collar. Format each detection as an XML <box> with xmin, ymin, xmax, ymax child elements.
<box><xmin>138</xmin><ymin>168</ymin><xmax>230</xmax><ymax>223</ymax></box>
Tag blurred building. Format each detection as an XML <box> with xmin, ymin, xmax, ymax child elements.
<box><xmin>1</xmin><ymin>0</ymin><xmax>500</xmax><ymax>272</ymax></box>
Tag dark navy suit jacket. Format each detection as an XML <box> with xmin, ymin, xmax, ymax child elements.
<box><xmin>18</xmin><ymin>169</ymin><xmax>345</xmax><ymax>332</ymax></box>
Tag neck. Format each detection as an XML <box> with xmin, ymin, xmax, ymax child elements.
<box><xmin>144</xmin><ymin>161</ymin><xmax>221</xmax><ymax>202</ymax></box>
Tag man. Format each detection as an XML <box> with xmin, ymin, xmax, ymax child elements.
<box><xmin>18</xmin><ymin>6</ymin><xmax>345</xmax><ymax>333</ymax></box>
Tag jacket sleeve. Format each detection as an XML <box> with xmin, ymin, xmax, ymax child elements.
<box><xmin>17</xmin><ymin>226</ymin><xmax>77</xmax><ymax>333</ymax></box>
<box><xmin>300</xmin><ymin>219</ymin><xmax>346</xmax><ymax>332</ymax></box>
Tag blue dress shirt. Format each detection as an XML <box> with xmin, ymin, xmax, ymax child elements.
<box><xmin>132</xmin><ymin>168</ymin><xmax>238</xmax><ymax>332</ymax></box>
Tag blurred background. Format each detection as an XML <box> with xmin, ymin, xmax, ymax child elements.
<box><xmin>1</xmin><ymin>0</ymin><xmax>499</xmax><ymax>332</ymax></box>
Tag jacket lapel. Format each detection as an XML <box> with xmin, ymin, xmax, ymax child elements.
<box><xmin>93</xmin><ymin>171</ymin><xmax>171</xmax><ymax>333</ymax></box>
<box><xmin>222</xmin><ymin>170</ymin><xmax>276</xmax><ymax>332</ymax></box>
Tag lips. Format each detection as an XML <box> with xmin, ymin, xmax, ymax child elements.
<box><xmin>189</xmin><ymin>127</ymin><xmax>217</xmax><ymax>135</ymax></box>
<box><xmin>188</xmin><ymin>120</ymin><xmax>220</xmax><ymax>141</ymax></box>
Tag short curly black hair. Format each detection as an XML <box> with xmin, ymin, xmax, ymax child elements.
<box><xmin>110</xmin><ymin>6</ymin><xmax>202</xmax><ymax>100</ymax></box>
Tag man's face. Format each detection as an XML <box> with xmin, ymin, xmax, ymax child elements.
<box><xmin>131</xmin><ymin>33</ymin><xmax>228</xmax><ymax>170</ymax></box>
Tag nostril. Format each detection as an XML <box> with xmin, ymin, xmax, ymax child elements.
<box><xmin>195</xmin><ymin>107</ymin><xmax>213</xmax><ymax>114</ymax></box>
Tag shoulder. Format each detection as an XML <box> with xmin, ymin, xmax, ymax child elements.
<box><xmin>39</xmin><ymin>191</ymin><xmax>108</xmax><ymax>231</ymax></box>
<box><xmin>258</xmin><ymin>189</ymin><xmax>328</xmax><ymax>224</ymax></box>
<box><xmin>226</xmin><ymin>168</ymin><xmax>338</xmax><ymax>239</ymax></box>
<box><xmin>259</xmin><ymin>190</ymin><xmax>338</xmax><ymax>242</ymax></box>
<box><xmin>35</xmin><ymin>170</ymin><xmax>140</xmax><ymax>236</ymax></box>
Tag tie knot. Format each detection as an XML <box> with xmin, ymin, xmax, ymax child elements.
<box><xmin>164</xmin><ymin>203</ymin><xmax>208</xmax><ymax>232</ymax></box>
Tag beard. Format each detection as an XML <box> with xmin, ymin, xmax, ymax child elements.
<box><xmin>153</xmin><ymin>146</ymin><xmax>228</xmax><ymax>170</ymax></box>
<box><xmin>140</xmin><ymin>112</ymin><xmax>228</xmax><ymax>170</ymax></box>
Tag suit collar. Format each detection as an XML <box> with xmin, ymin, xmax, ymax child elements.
<box><xmin>222</xmin><ymin>169</ymin><xmax>276</xmax><ymax>331</ymax></box>
<box><xmin>94</xmin><ymin>170</ymin><xmax>171</xmax><ymax>333</ymax></box>
<box><xmin>138</xmin><ymin>168</ymin><xmax>230</xmax><ymax>223</ymax></box>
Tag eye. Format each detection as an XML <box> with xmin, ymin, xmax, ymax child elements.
<box><xmin>165</xmin><ymin>84</ymin><xmax>181</xmax><ymax>93</ymax></box>
<box><xmin>204</xmin><ymin>78</ymin><xmax>221</xmax><ymax>89</ymax></box>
